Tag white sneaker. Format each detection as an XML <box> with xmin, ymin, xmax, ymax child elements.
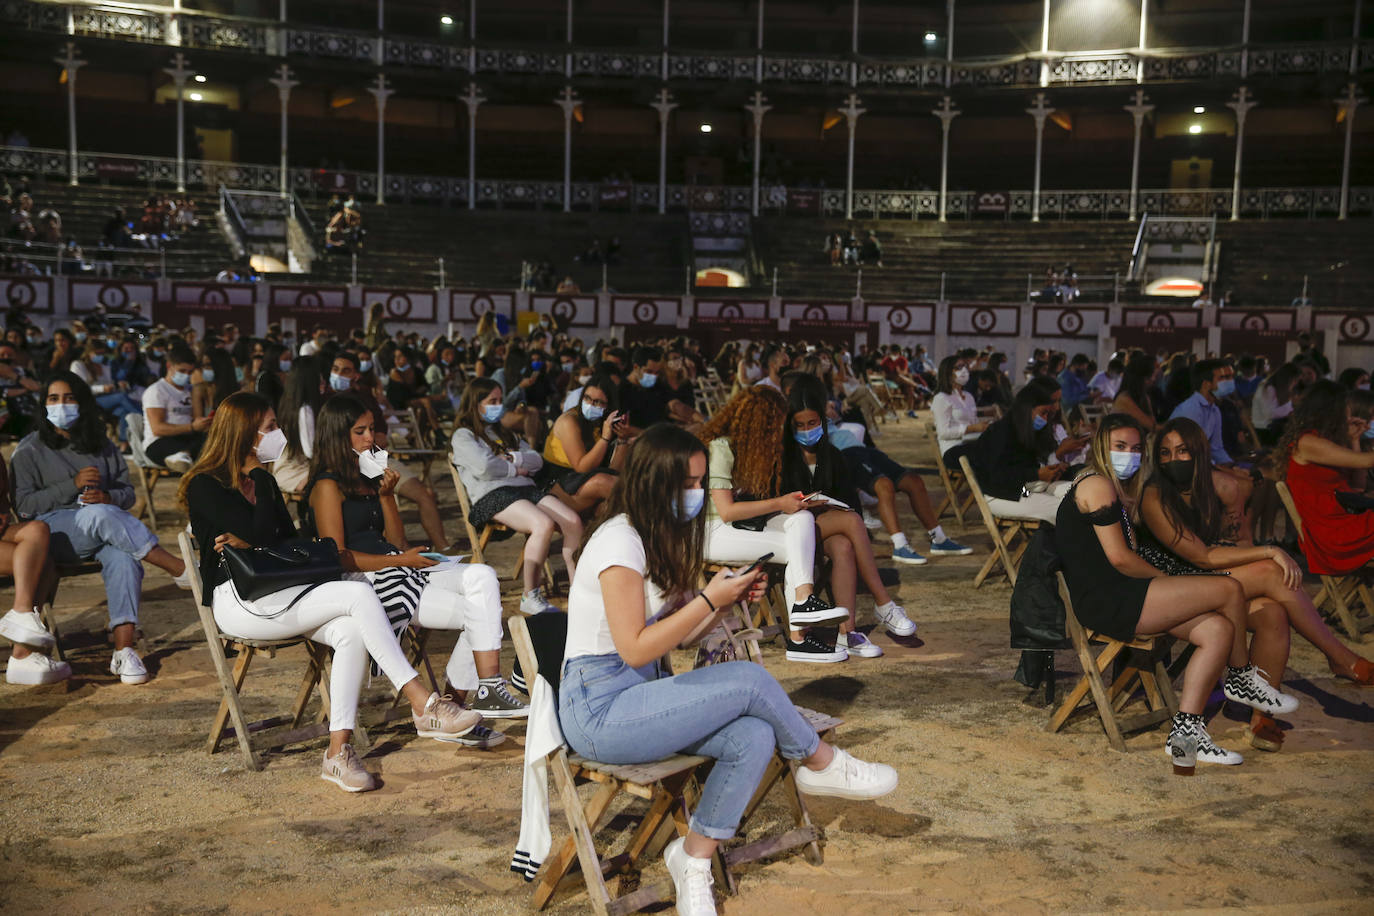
<box><xmin>172</xmin><ymin>569</ymin><xmax>193</xmax><ymax>590</ymax></box>
<box><xmin>794</xmin><ymin>747</ymin><xmax>899</xmax><ymax>800</ymax></box>
<box><xmin>519</xmin><ymin>587</ymin><xmax>559</xmax><ymax>615</ymax></box>
<box><xmin>110</xmin><ymin>647</ymin><xmax>149</xmax><ymax>684</ymax></box>
<box><xmin>7</xmin><ymin>652</ymin><xmax>72</xmax><ymax>685</ymax></box>
<box><xmin>845</xmin><ymin>631</ymin><xmax>884</xmax><ymax>658</ymax></box>
<box><xmin>873</xmin><ymin>602</ymin><xmax>917</xmax><ymax>638</ymax></box>
<box><xmin>1223</xmin><ymin>664</ymin><xmax>1300</xmax><ymax>716</ymax></box>
<box><xmin>861</xmin><ymin>510</ymin><xmax>883</xmax><ymax>530</ymax></box>
<box><xmin>163</xmin><ymin>451</ymin><xmax>194</xmax><ymax>473</ymax></box>
<box><xmin>0</xmin><ymin>609</ymin><xmax>56</xmax><ymax>650</ymax></box>
<box><xmin>663</xmin><ymin>837</ymin><xmax>717</xmax><ymax>916</ymax></box>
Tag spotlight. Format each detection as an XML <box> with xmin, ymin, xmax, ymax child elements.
<box><xmin>440</xmin><ymin>15</ymin><xmax>453</xmax><ymax>24</ymax></box>
<box><xmin>924</xmin><ymin>31</ymin><xmax>938</xmax><ymax>42</ymax></box>
<box><xmin>1193</xmin><ymin>105</ymin><xmax>1205</xmax><ymax>114</ymax></box>
<box><xmin>1188</xmin><ymin>124</ymin><xmax>1202</xmax><ymax>134</ymax></box>
<box><xmin>189</xmin><ymin>92</ymin><xmax>203</xmax><ymax>101</ymax></box>
<box><xmin>194</xmin><ymin>74</ymin><xmax>206</xmax><ymax>83</ymax></box>
<box><xmin>700</xmin><ymin>124</ymin><xmax>712</xmax><ymax>133</ymax></box>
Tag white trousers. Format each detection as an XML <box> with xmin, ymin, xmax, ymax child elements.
<box><xmin>704</xmin><ymin>512</ymin><xmax>815</xmax><ymax>604</ymax></box>
<box><xmin>985</xmin><ymin>480</ymin><xmax>1072</xmax><ymax>526</ymax></box>
<box><xmin>213</xmin><ymin>578</ymin><xmax>420</xmax><ymax>731</ymax></box>
<box><xmin>408</xmin><ymin>562</ymin><xmax>505</xmax><ymax>692</ymax></box>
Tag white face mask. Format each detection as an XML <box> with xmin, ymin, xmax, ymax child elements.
<box><xmin>356</xmin><ymin>447</ymin><xmax>388</xmax><ymax>479</ymax></box>
<box><xmin>1110</xmin><ymin>450</ymin><xmax>1141</xmax><ymax>480</ymax></box>
<box><xmin>256</xmin><ymin>428</ymin><xmax>287</xmax><ymax>463</ymax></box>
<box><xmin>953</xmin><ymin>367</ymin><xmax>970</xmax><ymax>386</ymax></box>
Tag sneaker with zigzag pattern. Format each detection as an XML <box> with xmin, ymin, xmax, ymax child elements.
<box><xmin>1223</xmin><ymin>664</ymin><xmax>1299</xmax><ymax>715</ymax></box>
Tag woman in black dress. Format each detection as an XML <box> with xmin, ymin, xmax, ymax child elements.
<box><xmin>1055</xmin><ymin>413</ymin><xmax>1293</xmax><ymax>772</ymax></box>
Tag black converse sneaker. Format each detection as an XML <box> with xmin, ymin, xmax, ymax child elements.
<box><xmin>788</xmin><ymin>594</ymin><xmax>849</xmax><ymax>626</ymax></box>
<box><xmin>470</xmin><ymin>678</ymin><xmax>531</xmax><ymax>718</ymax></box>
<box><xmin>1165</xmin><ymin>712</ymin><xmax>1243</xmax><ymax>767</ymax></box>
<box><xmin>436</xmin><ymin>723</ymin><xmax>508</xmax><ymax>749</ymax></box>
<box><xmin>785</xmin><ymin>629</ymin><xmax>848</xmax><ymax>664</ymax></box>
<box><xmin>1223</xmin><ymin>664</ymin><xmax>1299</xmax><ymax>715</ymax></box>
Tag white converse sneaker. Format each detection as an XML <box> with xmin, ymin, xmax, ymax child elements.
<box><xmin>0</xmin><ymin>609</ymin><xmax>56</xmax><ymax>650</ymax></box>
<box><xmin>1223</xmin><ymin>664</ymin><xmax>1299</xmax><ymax>716</ymax></box>
<box><xmin>519</xmin><ymin>587</ymin><xmax>559</xmax><ymax>615</ymax></box>
<box><xmin>110</xmin><ymin>647</ymin><xmax>149</xmax><ymax>684</ymax></box>
<box><xmin>844</xmin><ymin>631</ymin><xmax>884</xmax><ymax>658</ymax></box>
<box><xmin>663</xmin><ymin>836</ymin><xmax>717</xmax><ymax>916</ymax></box>
<box><xmin>6</xmin><ymin>652</ymin><xmax>72</xmax><ymax>685</ymax></box>
<box><xmin>873</xmin><ymin>602</ymin><xmax>917</xmax><ymax>638</ymax></box>
<box><xmin>794</xmin><ymin>747</ymin><xmax>899</xmax><ymax>800</ymax></box>
<box><xmin>1165</xmin><ymin>714</ymin><xmax>1243</xmax><ymax>767</ymax></box>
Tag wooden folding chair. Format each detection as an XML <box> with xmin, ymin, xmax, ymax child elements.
<box><xmin>1047</xmin><ymin>572</ymin><xmax>1180</xmax><ymax>751</ymax></box>
<box><xmin>1275</xmin><ymin>482</ymin><xmax>1374</xmax><ymax>640</ymax></box>
<box><xmin>958</xmin><ymin>455</ymin><xmax>1041</xmax><ymax>587</ymax></box>
<box><xmin>927</xmin><ymin>420</ymin><xmax>973</xmax><ymax>532</ymax></box>
<box><xmin>124</xmin><ymin>413</ymin><xmax>180</xmax><ymax>528</ymax></box>
<box><xmin>447</xmin><ymin>460</ymin><xmax>559</xmax><ymax>597</ymax></box>
<box><xmin>510</xmin><ymin>616</ymin><xmax>707</xmax><ymax>916</ymax></box>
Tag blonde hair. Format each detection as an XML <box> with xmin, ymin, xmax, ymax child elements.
<box><xmin>1077</xmin><ymin>412</ymin><xmax>1147</xmax><ymax>521</ymax></box>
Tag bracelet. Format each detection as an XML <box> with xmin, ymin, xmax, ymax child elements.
<box><xmin>700</xmin><ymin>591</ymin><xmax>716</xmax><ymax>613</ymax></box>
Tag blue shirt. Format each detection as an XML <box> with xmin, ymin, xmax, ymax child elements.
<box><xmin>1058</xmin><ymin>367</ymin><xmax>1091</xmax><ymax>411</ymax></box>
<box><xmin>1169</xmin><ymin>391</ymin><xmax>1231</xmax><ymax>466</ymax></box>
<box><xmin>825</xmin><ymin>422</ymin><xmax>862</xmax><ymax>451</ymax></box>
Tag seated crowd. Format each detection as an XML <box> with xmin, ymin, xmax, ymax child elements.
<box><xmin>0</xmin><ymin>312</ymin><xmax>1371</xmax><ymax>912</ymax></box>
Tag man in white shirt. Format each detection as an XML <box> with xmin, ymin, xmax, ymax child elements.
<box><xmin>1088</xmin><ymin>357</ymin><xmax>1125</xmax><ymax>402</ymax></box>
<box><xmin>141</xmin><ymin>345</ymin><xmax>210</xmax><ymax>472</ymax></box>
<box><xmin>298</xmin><ymin>327</ymin><xmax>329</xmax><ymax>357</ymax></box>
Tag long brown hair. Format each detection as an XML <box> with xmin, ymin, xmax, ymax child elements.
<box><xmin>583</xmin><ymin>423</ymin><xmax>705</xmax><ymax>597</ymax></box>
<box><xmin>310</xmin><ymin>395</ymin><xmax>373</xmax><ymax>497</ymax></box>
<box><xmin>699</xmin><ymin>385</ymin><xmax>785</xmax><ymax>499</ymax></box>
<box><xmin>176</xmin><ymin>391</ymin><xmax>270</xmax><ymax>507</ymax></box>
<box><xmin>1145</xmin><ymin>416</ymin><xmax>1223</xmax><ymax>545</ymax></box>
<box><xmin>456</xmin><ymin>377</ymin><xmax>518</xmax><ymax>454</ymax></box>
<box><xmin>1278</xmin><ymin>379</ymin><xmax>1349</xmax><ymax>467</ymax></box>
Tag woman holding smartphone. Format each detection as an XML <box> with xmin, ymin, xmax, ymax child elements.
<box><xmin>540</xmin><ymin>371</ymin><xmax>626</xmax><ymax>516</ymax></box>
<box><xmin>305</xmin><ymin>396</ymin><xmax>528</xmax><ymax>734</ymax></box>
<box><xmin>560</xmin><ymin>423</ymin><xmax>898</xmax><ymax>916</ymax></box>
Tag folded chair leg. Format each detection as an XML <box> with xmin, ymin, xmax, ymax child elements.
<box><xmin>209</xmin><ymin>645</ymin><xmax>256</xmax><ymax>754</ymax></box>
<box><xmin>37</xmin><ymin>603</ymin><xmax>66</xmax><ymax>663</ymax></box>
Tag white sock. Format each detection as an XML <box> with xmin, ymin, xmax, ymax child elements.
<box><xmin>875</xmin><ymin>600</ymin><xmax>896</xmax><ymax>614</ymax></box>
<box><xmin>891</xmin><ymin>532</ymin><xmax>910</xmax><ymax>550</ymax></box>
<box><xmin>928</xmin><ymin>525</ymin><xmax>946</xmax><ymax>543</ymax></box>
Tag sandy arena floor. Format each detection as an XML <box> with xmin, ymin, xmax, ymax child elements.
<box><xmin>1</xmin><ymin>419</ymin><xmax>1371</xmax><ymax>915</ymax></box>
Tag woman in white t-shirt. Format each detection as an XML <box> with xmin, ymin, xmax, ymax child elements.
<box><xmin>560</xmin><ymin>424</ymin><xmax>898</xmax><ymax>916</ymax></box>
<box><xmin>930</xmin><ymin>355</ymin><xmax>988</xmax><ymax>463</ymax></box>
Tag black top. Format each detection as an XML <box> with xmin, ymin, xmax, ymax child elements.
<box><xmin>781</xmin><ymin>440</ymin><xmax>862</xmax><ymax>514</ymax></box>
<box><xmin>186</xmin><ymin>467</ymin><xmax>298</xmax><ymax>606</ymax></box>
<box><xmin>1053</xmin><ymin>478</ymin><xmax>1150</xmax><ymax>642</ymax></box>
<box><xmin>618</xmin><ymin>379</ymin><xmax>668</xmax><ymax>429</ymax></box>
<box><xmin>965</xmin><ymin>416</ymin><xmax>1041</xmax><ymax>501</ymax></box>
<box><xmin>300</xmin><ymin>471</ymin><xmax>393</xmax><ymax>556</ymax></box>
<box><xmin>657</xmin><ymin>377</ymin><xmax>695</xmax><ymax>412</ymax></box>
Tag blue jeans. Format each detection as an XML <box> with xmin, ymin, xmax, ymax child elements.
<box><xmin>559</xmin><ymin>654</ymin><xmax>820</xmax><ymax>840</ymax></box>
<box><xmin>41</xmin><ymin>504</ymin><xmax>154</xmax><ymax>628</ymax></box>
<box><xmin>95</xmin><ymin>391</ymin><xmax>141</xmax><ymax>439</ymax></box>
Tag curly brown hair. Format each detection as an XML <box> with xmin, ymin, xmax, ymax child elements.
<box><xmin>1278</xmin><ymin>379</ymin><xmax>1349</xmax><ymax>473</ymax></box>
<box><xmin>699</xmin><ymin>385</ymin><xmax>785</xmax><ymax>499</ymax></box>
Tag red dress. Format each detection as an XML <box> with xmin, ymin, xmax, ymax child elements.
<box><xmin>1285</xmin><ymin>456</ymin><xmax>1374</xmax><ymax>574</ymax></box>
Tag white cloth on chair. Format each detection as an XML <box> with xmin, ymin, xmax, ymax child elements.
<box><xmin>512</xmin><ymin>673</ymin><xmax>563</xmax><ymax>881</ymax></box>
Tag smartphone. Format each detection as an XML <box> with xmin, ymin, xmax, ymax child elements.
<box><xmin>736</xmin><ymin>552</ymin><xmax>774</xmax><ymax>576</ymax></box>
<box><xmin>419</xmin><ymin>551</ymin><xmax>448</xmax><ymax>562</ymax></box>
<box><xmin>801</xmin><ymin>492</ymin><xmax>825</xmax><ymax>503</ymax></box>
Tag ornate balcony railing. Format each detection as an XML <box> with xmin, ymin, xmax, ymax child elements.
<box><xmin>1</xmin><ymin>0</ymin><xmax>1369</xmax><ymax>90</ymax></box>
<box><xmin>3</xmin><ymin>145</ymin><xmax>1370</xmax><ymax>221</ymax></box>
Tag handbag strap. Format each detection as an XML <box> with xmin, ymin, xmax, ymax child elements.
<box><xmin>237</xmin><ymin>578</ymin><xmax>331</xmax><ymax>620</ymax></box>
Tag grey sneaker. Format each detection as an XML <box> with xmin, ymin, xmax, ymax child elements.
<box><xmin>519</xmin><ymin>587</ymin><xmax>559</xmax><ymax>615</ymax></box>
<box><xmin>320</xmin><ymin>744</ymin><xmax>379</xmax><ymax>793</ymax></box>
<box><xmin>470</xmin><ymin>678</ymin><xmax>530</xmax><ymax>718</ymax></box>
<box><xmin>413</xmin><ymin>692</ymin><xmax>482</xmax><ymax>740</ymax></box>
<box><xmin>435</xmin><ymin>723</ymin><xmax>507</xmax><ymax>749</ymax></box>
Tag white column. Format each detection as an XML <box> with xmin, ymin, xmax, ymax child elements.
<box><xmin>269</xmin><ymin>63</ymin><xmax>297</xmax><ymax>198</ymax></box>
<box><xmin>945</xmin><ymin>0</ymin><xmax>955</xmax><ymax>89</ymax></box>
<box><xmin>849</xmin><ymin>0</ymin><xmax>859</xmax><ymax>86</ymax></box>
<box><xmin>367</xmin><ymin>72</ymin><xmax>393</xmax><ymax>206</ymax></box>
<box><xmin>1351</xmin><ymin>0</ymin><xmax>1363</xmax><ymax>75</ymax></box>
<box><xmin>1026</xmin><ymin>91</ymin><xmax>1053</xmax><ymax>222</ymax></box>
<box><xmin>661</xmin><ymin>0</ymin><xmax>670</xmax><ymax>81</ymax></box>
<box><xmin>756</xmin><ymin>0</ymin><xmax>765</xmax><ymax>82</ymax></box>
<box><xmin>279</xmin><ymin>0</ymin><xmax>286</xmax><ymax>23</ymax></box>
<box><xmin>1039</xmin><ymin>0</ymin><xmax>1051</xmax><ymax>87</ymax></box>
<box><xmin>1226</xmin><ymin>85</ymin><xmax>1255</xmax><ymax>221</ymax></box>
<box><xmin>650</xmin><ymin>88</ymin><xmax>677</xmax><ymax>215</ymax></box>
<box><xmin>555</xmin><ymin>85</ymin><xmax>579</xmax><ymax>213</ymax></box>
<box><xmin>1136</xmin><ymin>0</ymin><xmax>1148</xmax><ymax>83</ymax></box>
<box><xmin>1240</xmin><ymin>0</ymin><xmax>1251</xmax><ymax>78</ymax></box>
<box><xmin>840</xmin><ymin>92</ymin><xmax>865</xmax><ymax>220</ymax></box>
<box><xmin>55</xmin><ymin>42</ymin><xmax>85</xmax><ymax>186</ymax></box>
<box><xmin>460</xmin><ymin>83</ymin><xmax>485</xmax><ymax>211</ymax></box>
<box><xmin>376</xmin><ymin>0</ymin><xmax>384</xmax><ymax>31</ymax></box>
<box><xmin>1124</xmin><ymin>88</ymin><xmax>1154</xmax><ymax>221</ymax></box>
<box><xmin>745</xmin><ymin>90</ymin><xmax>771</xmax><ymax>217</ymax></box>
<box><xmin>1336</xmin><ymin>82</ymin><xmax>1365</xmax><ymax>220</ymax></box>
<box><xmin>162</xmin><ymin>52</ymin><xmax>195</xmax><ymax>193</ymax></box>
<box><xmin>933</xmin><ymin>95</ymin><xmax>959</xmax><ymax>222</ymax></box>
<box><xmin>565</xmin><ymin>0</ymin><xmax>574</xmax><ymax>78</ymax></box>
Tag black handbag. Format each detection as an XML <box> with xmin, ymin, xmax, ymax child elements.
<box><xmin>221</xmin><ymin>537</ymin><xmax>343</xmax><ymax>616</ymax></box>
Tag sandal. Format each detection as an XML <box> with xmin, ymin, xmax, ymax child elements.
<box><xmin>1244</xmin><ymin>715</ymin><xmax>1285</xmax><ymax>752</ymax></box>
<box><xmin>1332</xmin><ymin>657</ymin><xmax>1374</xmax><ymax>686</ymax></box>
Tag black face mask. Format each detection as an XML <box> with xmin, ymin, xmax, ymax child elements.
<box><xmin>1160</xmin><ymin>459</ymin><xmax>1194</xmax><ymax>489</ymax></box>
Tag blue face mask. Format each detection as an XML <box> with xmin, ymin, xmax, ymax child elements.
<box><xmin>676</xmin><ymin>488</ymin><xmax>705</xmax><ymax>522</ymax></box>
<box><xmin>359</xmin><ymin>360</ymin><xmax>373</xmax><ymax>373</ymax></box>
<box><xmin>482</xmin><ymin>403</ymin><xmax>505</xmax><ymax>424</ymax></box>
<box><xmin>1110</xmin><ymin>450</ymin><xmax>1141</xmax><ymax>480</ymax></box>
<box><xmin>1032</xmin><ymin>414</ymin><xmax>1049</xmax><ymax>431</ymax></box>
<box><xmin>1215</xmin><ymin>378</ymin><xmax>1236</xmax><ymax>398</ymax></box>
<box><xmin>234</xmin><ymin>366</ymin><xmax>245</xmax><ymax>383</ymax></box>
<box><xmin>171</xmin><ymin>371</ymin><xmax>191</xmax><ymax>388</ymax></box>
<box><xmin>46</xmin><ymin>403</ymin><xmax>80</xmax><ymax>430</ymax></box>
<box><xmin>279</xmin><ymin>358</ymin><xmax>294</xmax><ymax>373</ymax></box>
<box><xmin>329</xmin><ymin>372</ymin><xmax>352</xmax><ymax>391</ymax></box>
<box><xmin>581</xmin><ymin>401</ymin><xmax>606</xmax><ymax>422</ymax></box>
<box><xmin>201</xmin><ymin>368</ymin><xmax>216</xmax><ymax>383</ymax></box>
<box><xmin>794</xmin><ymin>425</ymin><xmax>824</xmax><ymax>447</ymax></box>
<box><xmin>91</xmin><ymin>353</ymin><xmax>107</xmax><ymax>365</ymax></box>
<box><xmin>150</xmin><ymin>349</ymin><xmax>165</xmax><ymax>361</ymax></box>
<box><xmin>639</xmin><ymin>371</ymin><xmax>658</xmax><ymax>388</ymax></box>
<box><xmin>529</xmin><ymin>360</ymin><xmax>544</xmax><ymax>373</ymax></box>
